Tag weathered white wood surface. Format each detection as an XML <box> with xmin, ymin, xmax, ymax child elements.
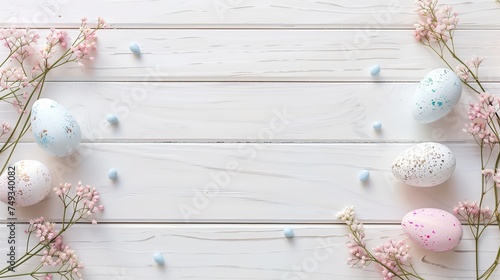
<box><xmin>2</xmin><ymin>0</ymin><xmax>500</xmax><ymax>29</ymax></box>
<box><xmin>0</xmin><ymin>143</ymin><xmax>487</xmax><ymax>223</ymax></box>
<box><xmin>0</xmin><ymin>225</ymin><xmax>499</xmax><ymax>279</ymax></box>
<box><xmin>0</xmin><ymin>0</ymin><xmax>499</xmax><ymax>279</ymax></box>
<box><xmin>0</xmin><ymin>29</ymin><xmax>498</xmax><ymax>82</ymax></box>
<box><xmin>2</xmin><ymin>82</ymin><xmax>490</xmax><ymax>142</ymax></box>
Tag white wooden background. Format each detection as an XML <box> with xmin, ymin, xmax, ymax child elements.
<box><xmin>1</xmin><ymin>0</ymin><xmax>500</xmax><ymax>279</ymax></box>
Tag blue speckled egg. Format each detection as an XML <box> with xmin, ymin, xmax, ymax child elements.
<box><xmin>412</xmin><ymin>68</ymin><xmax>462</xmax><ymax>123</ymax></box>
<box><xmin>31</xmin><ymin>99</ymin><xmax>81</xmax><ymax>157</ymax></box>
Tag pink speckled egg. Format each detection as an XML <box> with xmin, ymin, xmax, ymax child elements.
<box><xmin>0</xmin><ymin>160</ymin><xmax>53</xmax><ymax>207</ymax></box>
<box><xmin>401</xmin><ymin>208</ymin><xmax>462</xmax><ymax>252</ymax></box>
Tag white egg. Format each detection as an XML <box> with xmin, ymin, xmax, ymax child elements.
<box><xmin>0</xmin><ymin>160</ymin><xmax>53</xmax><ymax>207</ymax></box>
<box><xmin>31</xmin><ymin>98</ymin><xmax>81</xmax><ymax>157</ymax></box>
<box><xmin>402</xmin><ymin>208</ymin><xmax>463</xmax><ymax>252</ymax></box>
<box><xmin>412</xmin><ymin>68</ymin><xmax>462</xmax><ymax>123</ymax></box>
<box><xmin>392</xmin><ymin>142</ymin><xmax>455</xmax><ymax>187</ymax></box>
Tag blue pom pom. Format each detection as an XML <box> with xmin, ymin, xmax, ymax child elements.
<box><xmin>358</xmin><ymin>170</ymin><xmax>370</xmax><ymax>182</ymax></box>
<box><xmin>106</xmin><ymin>114</ymin><xmax>119</xmax><ymax>124</ymax></box>
<box><xmin>370</xmin><ymin>65</ymin><xmax>381</xmax><ymax>76</ymax></box>
<box><xmin>129</xmin><ymin>42</ymin><xmax>141</xmax><ymax>54</ymax></box>
<box><xmin>372</xmin><ymin>121</ymin><xmax>382</xmax><ymax>130</ymax></box>
<box><xmin>108</xmin><ymin>168</ymin><xmax>118</xmax><ymax>180</ymax></box>
<box><xmin>153</xmin><ymin>253</ymin><xmax>164</xmax><ymax>265</ymax></box>
<box><xmin>283</xmin><ymin>227</ymin><xmax>294</xmax><ymax>238</ymax></box>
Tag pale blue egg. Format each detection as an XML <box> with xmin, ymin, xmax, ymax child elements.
<box><xmin>283</xmin><ymin>227</ymin><xmax>294</xmax><ymax>238</ymax></box>
<box><xmin>106</xmin><ymin>114</ymin><xmax>119</xmax><ymax>124</ymax></box>
<box><xmin>30</xmin><ymin>98</ymin><xmax>81</xmax><ymax>157</ymax></box>
<box><xmin>153</xmin><ymin>253</ymin><xmax>164</xmax><ymax>265</ymax></box>
<box><xmin>372</xmin><ymin>121</ymin><xmax>382</xmax><ymax>130</ymax></box>
<box><xmin>108</xmin><ymin>168</ymin><xmax>118</xmax><ymax>180</ymax></box>
<box><xmin>358</xmin><ymin>170</ymin><xmax>370</xmax><ymax>182</ymax></box>
<box><xmin>370</xmin><ymin>65</ymin><xmax>381</xmax><ymax>76</ymax></box>
<box><xmin>129</xmin><ymin>42</ymin><xmax>141</xmax><ymax>54</ymax></box>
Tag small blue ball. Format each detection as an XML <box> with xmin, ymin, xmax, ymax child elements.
<box><xmin>372</xmin><ymin>121</ymin><xmax>382</xmax><ymax>130</ymax></box>
<box><xmin>106</xmin><ymin>114</ymin><xmax>119</xmax><ymax>124</ymax></box>
<box><xmin>370</xmin><ymin>65</ymin><xmax>381</xmax><ymax>76</ymax></box>
<box><xmin>283</xmin><ymin>227</ymin><xmax>294</xmax><ymax>238</ymax></box>
<box><xmin>129</xmin><ymin>42</ymin><xmax>141</xmax><ymax>54</ymax></box>
<box><xmin>153</xmin><ymin>253</ymin><xmax>164</xmax><ymax>265</ymax></box>
<box><xmin>108</xmin><ymin>168</ymin><xmax>118</xmax><ymax>180</ymax></box>
<box><xmin>358</xmin><ymin>170</ymin><xmax>370</xmax><ymax>182</ymax></box>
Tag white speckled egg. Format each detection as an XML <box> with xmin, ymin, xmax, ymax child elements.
<box><xmin>392</xmin><ymin>142</ymin><xmax>455</xmax><ymax>187</ymax></box>
<box><xmin>412</xmin><ymin>68</ymin><xmax>462</xmax><ymax>123</ymax></box>
<box><xmin>0</xmin><ymin>160</ymin><xmax>53</xmax><ymax>207</ymax></box>
<box><xmin>402</xmin><ymin>208</ymin><xmax>462</xmax><ymax>252</ymax></box>
<box><xmin>31</xmin><ymin>98</ymin><xmax>81</xmax><ymax>157</ymax></box>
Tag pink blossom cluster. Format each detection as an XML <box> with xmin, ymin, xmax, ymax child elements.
<box><xmin>455</xmin><ymin>56</ymin><xmax>484</xmax><ymax>81</ymax></box>
<box><xmin>337</xmin><ymin>207</ymin><xmax>370</xmax><ymax>268</ymax></box>
<box><xmin>337</xmin><ymin>206</ymin><xmax>416</xmax><ymax>279</ymax></box>
<box><xmin>453</xmin><ymin>200</ymin><xmax>493</xmax><ymax>223</ymax></box>
<box><xmin>0</xmin><ymin>122</ymin><xmax>9</xmax><ymax>137</ymax></box>
<box><xmin>41</xmin><ymin>235</ymin><xmax>84</xmax><ymax>279</ymax></box>
<box><xmin>40</xmin><ymin>29</ymin><xmax>70</xmax><ymax>60</ymax></box>
<box><xmin>26</xmin><ymin>217</ymin><xmax>57</xmax><ymax>243</ymax></box>
<box><xmin>481</xmin><ymin>168</ymin><xmax>500</xmax><ymax>186</ymax></box>
<box><xmin>373</xmin><ymin>240</ymin><xmax>412</xmax><ymax>280</ymax></box>
<box><xmin>0</xmin><ymin>27</ymin><xmax>39</xmax><ymax>60</ymax></box>
<box><xmin>0</xmin><ymin>66</ymin><xmax>28</xmax><ymax>89</ymax></box>
<box><xmin>414</xmin><ymin>0</ymin><xmax>458</xmax><ymax>42</ymax></box>
<box><xmin>0</xmin><ymin>17</ymin><xmax>105</xmax><ymax>119</ymax></box>
<box><xmin>26</xmin><ymin>217</ymin><xmax>84</xmax><ymax>279</ymax></box>
<box><xmin>54</xmin><ymin>181</ymin><xmax>104</xmax><ymax>224</ymax></box>
<box><xmin>71</xmin><ymin>17</ymin><xmax>106</xmax><ymax>67</ymax></box>
<box><xmin>464</xmin><ymin>92</ymin><xmax>500</xmax><ymax>144</ymax></box>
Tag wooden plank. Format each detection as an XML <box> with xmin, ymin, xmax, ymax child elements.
<box><xmin>0</xmin><ymin>143</ymin><xmax>486</xmax><ymax>223</ymax></box>
<box><xmin>1</xmin><ymin>29</ymin><xmax>499</xmax><ymax>82</ymax></box>
<box><xmin>0</xmin><ymin>224</ymin><xmax>498</xmax><ymax>279</ymax></box>
<box><xmin>1</xmin><ymin>82</ymin><xmax>489</xmax><ymax>142</ymax></box>
<box><xmin>1</xmin><ymin>0</ymin><xmax>499</xmax><ymax>29</ymax></box>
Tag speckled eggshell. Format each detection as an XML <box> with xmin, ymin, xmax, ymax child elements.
<box><xmin>0</xmin><ymin>160</ymin><xmax>53</xmax><ymax>207</ymax></box>
<box><xmin>31</xmin><ymin>98</ymin><xmax>81</xmax><ymax>157</ymax></box>
<box><xmin>392</xmin><ymin>142</ymin><xmax>455</xmax><ymax>187</ymax></box>
<box><xmin>412</xmin><ymin>68</ymin><xmax>462</xmax><ymax>123</ymax></box>
<box><xmin>402</xmin><ymin>208</ymin><xmax>462</xmax><ymax>252</ymax></box>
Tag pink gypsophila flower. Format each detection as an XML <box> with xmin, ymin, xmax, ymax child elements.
<box><xmin>414</xmin><ymin>0</ymin><xmax>458</xmax><ymax>42</ymax></box>
<box><xmin>463</xmin><ymin>92</ymin><xmax>500</xmax><ymax>144</ymax></box>
<box><xmin>373</xmin><ymin>240</ymin><xmax>411</xmax><ymax>280</ymax></box>
<box><xmin>1</xmin><ymin>122</ymin><xmax>10</xmax><ymax>136</ymax></box>
<box><xmin>453</xmin><ymin>200</ymin><xmax>493</xmax><ymax>222</ymax></box>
